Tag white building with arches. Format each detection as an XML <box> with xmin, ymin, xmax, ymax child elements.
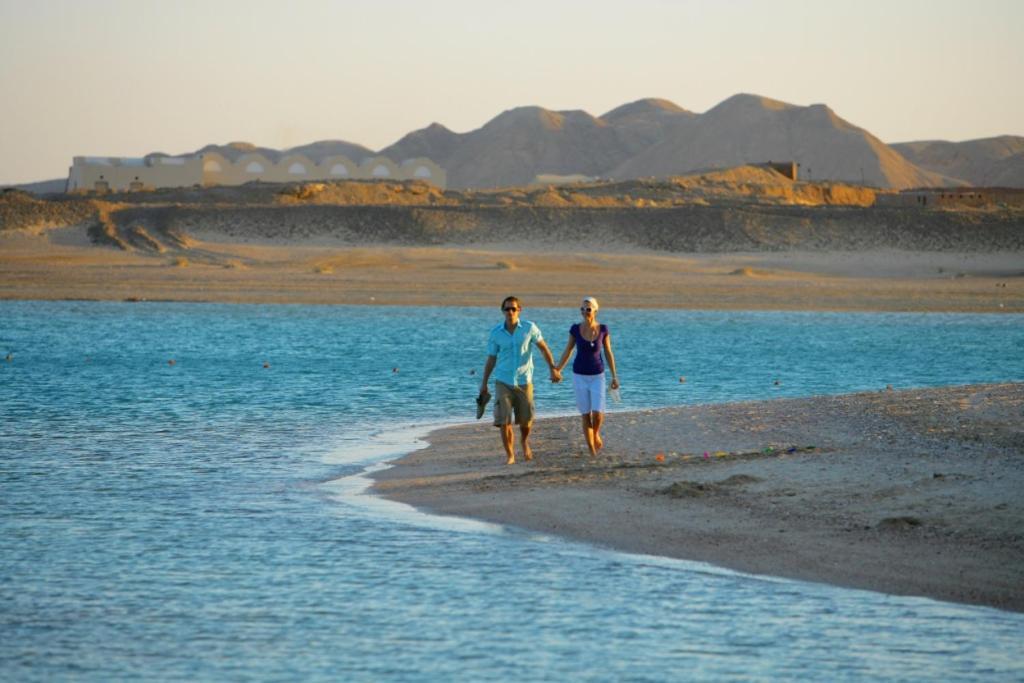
<box><xmin>67</xmin><ymin>152</ymin><xmax>446</xmax><ymax>192</ymax></box>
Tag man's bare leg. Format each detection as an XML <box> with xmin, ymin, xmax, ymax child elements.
<box><xmin>591</xmin><ymin>411</ymin><xmax>604</xmax><ymax>452</ymax></box>
<box><xmin>500</xmin><ymin>424</ymin><xmax>516</xmax><ymax>465</ymax></box>
<box><xmin>581</xmin><ymin>414</ymin><xmax>597</xmax><ymax>456</ymax></box>
<box><xmin>520</xmin><ymin>422</ymin><xmax>533</xmax><ymax>461</ymax></box>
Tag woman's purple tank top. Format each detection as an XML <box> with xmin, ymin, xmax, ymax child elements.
<box><xmin>571</xmin><ymin>323</ymin><xmax>607</xmax><ymax>375</ymax></box>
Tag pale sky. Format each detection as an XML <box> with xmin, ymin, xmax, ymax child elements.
<box><xmin>1</xmin><ymin>0</ymin><xmax>1022</xmax><ymax>184</ymax></box>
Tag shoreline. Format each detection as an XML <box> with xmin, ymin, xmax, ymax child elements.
<box><xmin>371</xmin><ymin>383</ymin><xmax>1024</xmax><ymax>612</ymax></box>
<box><xmin>3</xmin><ymin>297</ymin><xmax>1022</xmax><ymax>314</ymax></box>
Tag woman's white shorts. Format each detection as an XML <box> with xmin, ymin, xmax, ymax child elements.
<box><xmin>573</xmin><ymin>372</ymin><xmax>606</xmax><ymax>414</ymax></box>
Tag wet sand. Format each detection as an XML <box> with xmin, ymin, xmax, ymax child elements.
<box><xmin>371</xmin><ymin>383</ymin><xmax>1024</xmax><ymax>612</ymax></box>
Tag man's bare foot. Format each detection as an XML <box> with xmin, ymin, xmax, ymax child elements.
<box><xmin>505</xmin><ymin>456</ymin><xmax>515</xmax><ymax>465</ymax></box>
<box><xmin>523</xmin><ymin>445</ymin><xmax>533</xmax><ymax>462</ymax></box>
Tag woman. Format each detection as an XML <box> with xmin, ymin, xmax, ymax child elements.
<box><xmin>555</xmin><ymin>297</ymin><xmax>619</xmax><ymax>456</ymax></box>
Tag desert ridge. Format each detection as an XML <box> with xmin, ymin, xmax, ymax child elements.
<box><xmin>14</xmin><ymin>94</ymin><xmax>1023</xmax><ymax>193</ymax></box>
<box><xmin>164</xmin><ymin>99</ymin><xmax>1024</xmax><ymax>189</ymax></box>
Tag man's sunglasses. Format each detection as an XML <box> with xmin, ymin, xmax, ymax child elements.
<box><xmin>503</xmin><ymin>307</ymin><xmax>519</xmax><ymax>312</ymax></box>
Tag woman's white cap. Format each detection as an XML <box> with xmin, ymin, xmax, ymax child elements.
<box><xmin>582</xmin><ymin>296</ymin><xmax>599</xmax><ymax>311</ymax></box>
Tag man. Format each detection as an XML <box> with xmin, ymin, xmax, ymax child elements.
<box><xmin>478</xmin><ymin>296</ymin><xmax>560</xmax><ymax>465</ymax></box>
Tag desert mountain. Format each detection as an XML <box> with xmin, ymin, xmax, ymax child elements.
<box><xmin>376</xmin><ymin>95</ymin><xmax>961</xmax><ymax>189</ymax></box>
<box><xmin>380</xmin><ymin>99</ymin><xmax>696</xmax><ymax>188</ymax></box>
<box><xmin>610</xmin><ymin>94</ymin><xmax>953</xmax><ymax>188</ymax></box>
<box><xmin>20</xmin><ymin>95</ymin><xmax>1023</xmax><ymax>193</ymax></box>
<box><xmin>440</xmin><ymin>106</ymin><xmax>635</xmax><ymax>188</ymax></box>
<box><xmin>599</xmin><ymin>98</ymin><xmax>697</xmax><ymax>158</ymax></box>
<box><xmin>193</xmin><ymin>139</ymin><xmax>374</xmax><ymax>163</ymax></box>
<box><xmin>892</xmin><ymin>136</ymin><xmax>1024</xmax><ymax>187</ymax></box>
<box><xmin>379</xmin><ymin>123</ymin><xmax>463</xmax><ymax>168</ymax></box>
<box><xmin>192</xmin><ymin>141</ymin><xmax>284</xmax><ymax>162</ymax></box>
<box><xmin>283</xmin><ymin>140</ymin><xmax>376</xmax><ymax>163</ymax></box>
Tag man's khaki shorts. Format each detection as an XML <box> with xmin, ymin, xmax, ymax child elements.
<box><xmin>494</xmin><ymin>381</ymin><xmax>534</xmax><ymax>426</ymax></box>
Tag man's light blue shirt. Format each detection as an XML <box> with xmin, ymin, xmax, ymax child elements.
<box><xmin>487</xmin><ymin>320</ymin><xmax>544</xmax><ymax>387</ymax></box>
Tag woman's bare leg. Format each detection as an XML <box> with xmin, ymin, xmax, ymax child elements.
<box><xmin>591</xmin><ymin>411</ymin><xmax>604</xmax><ymax>452</ymax></box>
<box><xmin>581</xmin><ymin>414</ymin><xmax>597</xmax><ymax>456</ymax></box>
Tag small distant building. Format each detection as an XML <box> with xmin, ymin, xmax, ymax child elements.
<box><xmin>756</xmin><ymin>161</ymin><xmax>798</xmax><ymax>181</ymax></box>
<box><xmin>67</xmin><ymin>153</ymin><xmax>446</xmax><ymax>192</ymax></box>
<box><xmin>873</xmin><ymin>188</ymin><xmax>1024</xmax><ymax>208</ymax></box>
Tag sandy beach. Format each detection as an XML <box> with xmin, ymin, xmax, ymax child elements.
<box><xmin>372</xmin><ymin>383</ymin><xmax>1024</xmax><ymax>612</ymax></box>
<box><xmin>1</xmin><ymin>228</ymin><xmax>1022</xmax><ymax>312</ymax></box>
<box><xmin>2</xmin><ymin>180</ymin><xmax>1023</xmax><ymax>311</ymax></box>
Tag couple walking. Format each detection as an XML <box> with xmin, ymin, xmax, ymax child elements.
<box><xmin>477</xmin><ymin>295</ymin><xmax>620</xmax><ymax>465</ymax></box>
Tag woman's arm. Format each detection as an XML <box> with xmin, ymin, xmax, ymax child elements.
<box><xmin>556</xmin><ymin>333</ymin><xmax>575</xmax><ymax>373</ymax></box>
<box><xmin>603</xmin><ymin>332</ymin><xmax>619</xmax><ymax>389</ymax></box>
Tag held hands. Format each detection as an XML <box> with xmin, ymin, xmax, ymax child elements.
<box><xmin>550</xmin><ymin>367</ymin><xmax>563</xmax><ymax>383</ymax></box>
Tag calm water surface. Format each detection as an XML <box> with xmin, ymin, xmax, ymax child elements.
<box><xmin>2</xmin><ymin>302</ymin><xmax>1023</xmax><ymax>681</ymax></box>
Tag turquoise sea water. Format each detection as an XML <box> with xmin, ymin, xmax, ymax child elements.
<box><xmin>2</xmin><ymin>301</ymin><xmax>1023</xmax><ymax>681</ymax></box>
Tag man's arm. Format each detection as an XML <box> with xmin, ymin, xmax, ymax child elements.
<box><xmin>536</xmin><ymin>339</ymin><xmax>561</xmax><ymax>382</ymax></box>
<box><xmin>479</xmin><ymin>355</ymin><xmax>496</xmax><ymax>395</ymax></box>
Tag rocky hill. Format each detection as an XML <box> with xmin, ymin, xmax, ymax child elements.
<box><xmin>892</xmin><ymin>136</ymin><xmax>1024</xmax><ymax>187</ymax></box>
<box><xmin>371</xmin><ymin>94</ymin><xmax>961</xmax><ymax>189</ymax></box>
<box><xmin>610</xmin><ymin>95</ymin><xmax>955</xmax><ymax>189</ymax></box>
<box><xmin>2</xmin><ymin>178</ymin><xmax>67</xmax><ymax>194</ymax></box>
<box><xmin>378</xmin><ymin>123</ymin><xmax>463</xmax><ymax>170</ymax></box>
<box><xmin>435</xmin><ymin>107</ymin><xmax>634</xmax><ymax>189</ymax></box>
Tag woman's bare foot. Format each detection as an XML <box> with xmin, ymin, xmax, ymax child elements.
<box><xmin>594</xmin><ymin>433</ymin><xmax>604</xmax><ymax>452</ymax></box>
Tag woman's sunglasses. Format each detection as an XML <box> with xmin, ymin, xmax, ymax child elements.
<box><xmin>580</xmin><ymin>307</ymin><xmax>594</xmax><ymax>312</ymax></box>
